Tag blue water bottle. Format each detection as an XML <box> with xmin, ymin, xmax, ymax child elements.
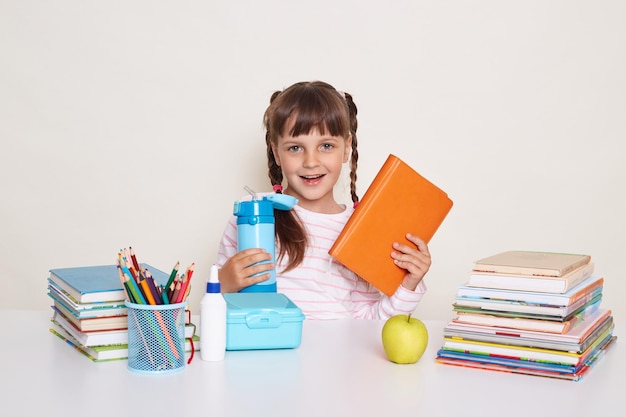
<box><xmin>234</xmin><ymin>187</ymin><xmax>297</xmax><ymax>293</ymax></box>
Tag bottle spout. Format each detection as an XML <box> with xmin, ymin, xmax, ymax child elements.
<box><xmin>244</xmin><ymin>185</ymin><xmax>257</xmax><ymax>200</ymax></box>
<box><xmin>207</xmin><ymin>264</ymin><xmax>221</xmax><ymax>293</ymax></box>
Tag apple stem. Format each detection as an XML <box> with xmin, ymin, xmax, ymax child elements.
<box><xmin>407</xmin><ymin>314</ymin><xmax>411</xmax><ymax>322</ymax></box>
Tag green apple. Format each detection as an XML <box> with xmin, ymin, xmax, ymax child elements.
<box><xmin>381</xmin><ymin>314</ymin><xmax>428</xmax><ymax>364</ymax></box>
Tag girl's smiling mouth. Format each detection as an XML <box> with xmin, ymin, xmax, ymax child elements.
<box><xmin>301</xmin><ymin>174</ymin><xmax>325</xmax><ymax>184</ymax></box>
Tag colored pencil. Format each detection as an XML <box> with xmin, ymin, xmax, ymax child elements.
<box><xmin>129</xmin><ymin>246</ymin><xmax>141</xmax><ymax>271</ymax></box>
<box><xmin>119</xmin><ymin>261</ymin><xmax>146</xmax><ymax>304</ymax></box>
<box><xmin>130</xmin><ymin>309</ymin><xmax>156</xmax><ymax>366</ymax></box>
<box><xmin>120</xmin><ymin>249</ymin><xmax>138</xmax><ymax>281</ymax></box>
<box><xmin>165</xmin><ymin>261</ymin><xmax>179</xmax><ymax>296</ymax></box>
<box><xmin>182</xmin><ymin>279</ymin><xmax>192</xmax><ymax>302</ymax></box>
<box><xmin>161</xmin><ymin>290</ymin><xmax>170</xmax><ymax>305</ymax></box>
<box><xmin>171</xmin><ymin>278</ymin><xmax>182</xmax><ymax>305</ymax></box>
<box><xmin>186</xmin><ymin>262</ymin><xmax>195</xmax><ymax>282</ymax></box>
<box><xmin>144</xmin><ymin>270</ymin><xmax>163</xmax><ymax>305</ymax></box>
<box><xmin>139</xmin><ymin>279</ymin><xmax>157</xmax><ymax>305</ymax></box>
<box><xmin>176</xmin><ymin>264</ymin><xmax>194</xmax><ymax>303</ymax></box>
<box><xmin>167</xmin><ymin>275</ymin><xmax>179</xmax><ymax>301</ymax></box>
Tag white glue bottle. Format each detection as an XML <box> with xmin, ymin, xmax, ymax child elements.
<box><xmin>200</xmin><ymin>264</ymin><xmax>227</xmax><ymax>361</ymax></box>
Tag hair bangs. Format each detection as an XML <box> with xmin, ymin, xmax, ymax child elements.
<box><xmin>267</xmin><ymin>82</ymin><xmax>350</xmax><ymax>141</ymax></box>
<box><xmin>288</xmin><ymin>97</ymin><xmax>348</xmax><ymax>138</ymax></box>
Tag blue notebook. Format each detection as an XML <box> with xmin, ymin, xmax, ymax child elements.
<box><xmin>49</xmin><ymin>264</ymin><xmax>168</xmax><ymax>304</ymax></box>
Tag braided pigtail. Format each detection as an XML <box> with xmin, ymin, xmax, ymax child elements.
<box><xmin>344</xmin><ymin>92</ymin><xmax>360</xmax><ymax>206</ymax></box>
<box><xmin>266</xmin><ymin>138</ymin><xmax>283</xmax><ymax>190</ymax></box>
<box><xmin>266</xmin><ymin>90</ymin><xmax>286</xmax><ymax>191</ymax></box>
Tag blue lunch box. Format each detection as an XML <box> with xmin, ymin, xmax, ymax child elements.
<box><xmin>223</xmin><ymin>292</ymin><xmax>305</xmax><ymax>350</ymax></box>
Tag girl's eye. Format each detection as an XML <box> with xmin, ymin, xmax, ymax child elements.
<box><xmin>287</xmin><ymin>145</ymin><xmax>301</xmax><ymax>152</ymax></box>
<box><xmin>321</xmin><ymin>143</ymin><xmax>334</xmax><ymax>151</ymax></box>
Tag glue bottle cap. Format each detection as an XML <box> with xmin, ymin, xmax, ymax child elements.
<box><xmin>206</xmin><ymin>264</ymin><xmax>221</xmax><ymax>293</ymax></box>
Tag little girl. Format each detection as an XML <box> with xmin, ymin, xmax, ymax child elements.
<box><xmin>217</xmin><ymin>81</ymin><xmax>431</xmax><ymax>319</ymax></box>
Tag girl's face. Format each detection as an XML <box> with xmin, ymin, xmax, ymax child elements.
<box><xmin>272</xmin><ymin>126</ymin><xmax>351</xmax><ymax>214</ymax></box>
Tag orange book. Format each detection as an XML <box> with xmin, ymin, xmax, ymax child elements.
<box><xmin>329</xmin><ymin>154</ymin><xmax>453</xmax><ymax>296</ymax></box>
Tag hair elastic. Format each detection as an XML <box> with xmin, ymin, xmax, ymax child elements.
<box><xmin>273</xmin><ymin>184</ymin><xmax>283</xmax><ymax>193</ymax></box>
<box><xmin>353</xmin><ymin>201</ymin><xmax>359</xmax><ymax>209</ymax></box>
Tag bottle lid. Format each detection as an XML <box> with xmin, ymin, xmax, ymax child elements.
<box><xmin>265</xmin><ymin>193</ymin><xmax>298</xmax><ymax>210</ymax></box>
<box><xmin>206</xmin><ymin>264</ymin><xmax>221</xmax><ymax>293</ymax></box>
<box><xmin>233</xmin><ymin>193</ymin><xmax>298</xmax><ymax>217</ymax></box>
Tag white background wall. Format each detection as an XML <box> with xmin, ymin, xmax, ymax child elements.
<box><xmin>1</xmin><ymin>1</ymin><xmax>624</xmax><ymax>326</ymax></box>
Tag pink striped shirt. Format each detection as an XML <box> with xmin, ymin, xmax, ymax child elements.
<box><xmin>217</xmin><ymin>204</ymin><xmax>427</xmax><ymax>319</ymax></box>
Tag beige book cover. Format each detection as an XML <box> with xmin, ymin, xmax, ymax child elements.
<box><xmin>473</xmin><ymin>251</ymin><xmax>591</xmax><ymax>277</ymax></box>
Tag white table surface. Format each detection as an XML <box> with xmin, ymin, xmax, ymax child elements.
<box><xmin>1</xmin><ymin>310</ymin><xmax>623</xmax><ymax>417</ymax></box>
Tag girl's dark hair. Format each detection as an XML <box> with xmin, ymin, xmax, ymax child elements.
<box><xmin>264</xmin><ymin>81</ymin><xmax>359</xmax><ymax>271</ymax></box>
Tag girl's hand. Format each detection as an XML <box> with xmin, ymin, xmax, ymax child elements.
<box><xmin>391</xmin><ymin>234</ymin><xmax>432</xmax><ymax>291</ymax></box>
<box><xmin>218</xmin><ymin>248</ymin><xmax>273</xmax><ymax>293</ymax></box>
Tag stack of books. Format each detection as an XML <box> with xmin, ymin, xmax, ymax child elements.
<box><xmin>48</xmin><ymin>264</ymin><xmax>198</xmax><ymax>362</ymax></box>
<box><xmin>436</xmin><ymin>251</ymin><xmax>617</xmax><ymax>381</ymax></box>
